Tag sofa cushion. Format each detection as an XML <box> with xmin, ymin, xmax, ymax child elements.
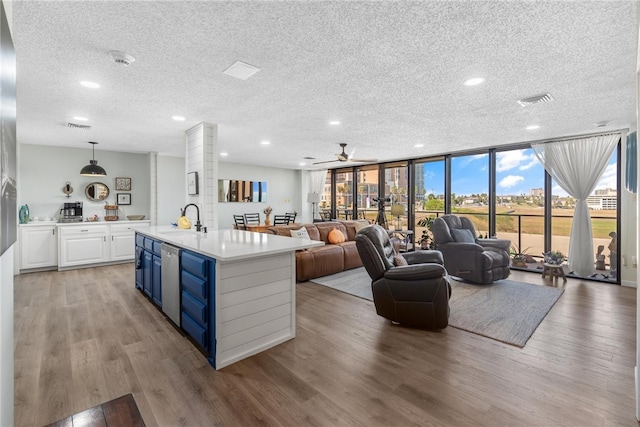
<box><xmin>315</xmin><ymin>222</ymin><xmax>348</xmax><ymax>243</ymax></box>
<box><xmin>451</xmin><ymin>228</ymin><xmax>475</xmax><ymax>243</ymax></box>
<box><xmin>328</xmin><ymin>228</ymin><xmax>346</xmax><ymax>244</ymax></box>
<box><xmin>290</xmin><ymin>227</ymin><xmax>311</xmax><ymax>239</ymax></box>
<box><xmin>338</xmin><ymin>241</ymin><xmax>363</xmax><ymax>270</ymax></box>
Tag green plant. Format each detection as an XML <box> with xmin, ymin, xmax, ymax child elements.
<box><xmin>543</xmin><ymin>250</ymin><xmax>566</xmax><ymax>265</ymax></box>
<box><xmin>510</xmin><ymin>244</ymin><xmax>531</xmax><ymax>261</ymax></box>
<box><xmin>416</xmin><ymin>217</ymin><xmax>436</xmax><ymax>249</ymax></box>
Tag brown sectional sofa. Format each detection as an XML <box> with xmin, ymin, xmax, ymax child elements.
<box><xmin>265</xmin><ymin>220</ymin><xmax>368</xmax><ymax>282</ymax></box>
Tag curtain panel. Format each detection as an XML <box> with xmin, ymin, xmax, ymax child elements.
<box><xmin>532</xmin><ymin>133</ymin><xmax>619</xmax><ymax>277</ymax></box>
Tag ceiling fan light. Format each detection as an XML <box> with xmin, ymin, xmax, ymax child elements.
<box><xmin>80</xmin><ymin>141</ymin><xmax>107</xmax><ymax>176</ymax></box>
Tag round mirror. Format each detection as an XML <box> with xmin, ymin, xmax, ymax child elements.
<box><xmin>85</xmin><ymin>182</ymin><xmax>110</xmax><ymax>201</ymax></box>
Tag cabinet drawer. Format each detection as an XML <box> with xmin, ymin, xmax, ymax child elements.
<box><xmin>152</xmin><ymin>241</ymin><xmax>162</xmax><ymax>256</ymax></box>
<box><xmin>135</xmin><ymin>233</ymin><xmax>145</xmax><ymax>247</ymax></box>
<box><xmin>182</xmin><ymin>291</ymin><xmax>207</xmax><ymax>326</ymax></box>
<box><xmin>182</xmin><ymin>270</ymin><xmax>206</xmax><ymax>301</ymax></box>
<box><xmin>143</xmin><ymin>237</ymin><xmax>154</xmax><ymax>252</ymax></box>
<box><xmin>181</xmin><ymin>313</ymin><xmax>207</xmax><ymax>350</ymax></box>
<box><xmin>182</xmin><ymin>251</ymin><xmax>207</xmax><ymax>278</ymax></box>
<box><xmin>59</xmin><ymin>225</ymin><xmax>108</xmax><ymax>236</ymax></box>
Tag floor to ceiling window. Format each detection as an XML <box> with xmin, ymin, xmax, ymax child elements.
<box><xmin>320</xmin><ymin>171</ymin><xmax>332</xmax><ymax>220</ymax></box>
<box><xmin>384</xmin><ymin>162</ymin><xmax>409</xmax><ymax>230</ymax></box>
<box><xmin>495</xmin><ymin>147</ymin><xmax>546</xmax><ymax>260</ymax></box>
<box><xmin>414</xmin><ymin>158</ymin><xmax>445</xmax><ymax>248</ymax></box>
<box><xmin>334</xmin><ymin>168</ymin><xmax>354</xmax><ymax>220</ymax></box>
<box><xmin>356</xmin><ymin>165</ymin><xmax>379</xmax><ymax>223</ymax></box>
<box><xmin>324</xmin><ymin>133</ymin><xmax>621</xmax><ymax>284</ymax></box>
<box><xmin>451</xmin><ymin>153</ymin><xmax>489</xmax><ymax>236</ymax></box>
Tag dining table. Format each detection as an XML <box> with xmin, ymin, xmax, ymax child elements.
<box><xmin>245</xmin><ymin>223</ymin><xmax>271</xmax><ymax>233</ymax></box>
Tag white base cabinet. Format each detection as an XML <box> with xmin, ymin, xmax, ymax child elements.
<box><xmin>20</xmin><ymin>224</ymin><xmax>58</xmax><ymax>271</ymax></box>
<box><xmin>20</xmin><ymin>220</ymin><xmax>150</xmax><ymax>271</ymax></box>
<box><xmin>59</xmin><ymin>225</ymin><xmax>109</xmax><ymax>268</ymax></box>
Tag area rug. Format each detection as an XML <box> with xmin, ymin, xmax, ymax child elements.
<box><xmin>310</xmin><ymin>267</ymin><xmax>564</xmax><ymax>347</ymax></box>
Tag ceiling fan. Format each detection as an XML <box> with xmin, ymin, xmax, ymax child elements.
<box><xmin>312</xmin><ymin>143</ymin><xmax>377</xmax><ymax>165</ymax></box>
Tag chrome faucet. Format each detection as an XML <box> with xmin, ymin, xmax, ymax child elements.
<box><xmin>181</xmin><ymin>203</ymin><xmax>202</xmax><ymax>232</ymax></box>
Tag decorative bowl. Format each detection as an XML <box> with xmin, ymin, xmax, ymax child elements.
<box><xmin>127</xmin><ymin>215</ymin><xmax>146</xmax><ymax>220</ymax></box>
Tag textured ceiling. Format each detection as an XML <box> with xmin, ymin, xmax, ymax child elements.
<box><xmin>12</xmin><ymin>1</ymin><xmax>638</xmax><ymax>170</ymax></box>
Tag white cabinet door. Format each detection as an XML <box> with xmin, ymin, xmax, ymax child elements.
<box><xmin>59</xmin><ymin>226</ymin><xmax>109</xmax><ymax>268</ymax></box>
<box><xmin>110</xmin><ymin>222</ymin><xmax>149</xmax><ymax>261</ymax></box>
<box><xmin>111</xmin><ymin>230</ymin><xmax>134</xmax><ymax>261</ymax></box>
<box><xmin>20</xmin><ymin>225</ymin><xmax>57</xmax><ymax>270</ymax></box>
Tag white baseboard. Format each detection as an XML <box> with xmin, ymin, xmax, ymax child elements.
<box><xmin>622</xmin><ymin>280</ymin><xmax>637</xmax><ymax>288</ymax></box>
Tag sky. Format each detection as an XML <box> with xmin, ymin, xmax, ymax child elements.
<box><xmin>423</xmin><ymin>147</ymin><xmax>618</xmax><ymax>197</ymax></box>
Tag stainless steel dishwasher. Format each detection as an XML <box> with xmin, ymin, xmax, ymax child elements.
<box><xmin>161</xmin><ymin>243</ymin><xmax>181</xmax><ymax>326</ymax></box>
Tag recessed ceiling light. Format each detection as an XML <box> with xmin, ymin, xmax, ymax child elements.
<box><xmin>329</xmin><ymin>121</ymin><xmax>341</xmax><ymax>125</ymax></box>
<box><xmin>261</xmin><ymin>140</ymin><xmax>270</xmax><ymax>145</ymax></box>
<box><xmin>80</xmin><ymin>81</ymin><xmax>100</xmax><ymax>89</ymax></box>
<box><xmin>73</xmin><ymin>116</ymin><xmax>88</xmax><ymax>121</ymax></box>
<box><xmin>464</xmin><ymin>77</ymin><xmax>485</xmax><ymax>86</ymax></box>
<box><xmin>220</xmin><ymin>152</ymin><xmax>228</xmax><ymax>157</ymax></box>
<box><xmin>526</xmin><ymin>125</ymin><xmax>540</xmax><ymax>130</ymax></box>
<box><xmin>594</xmin><ymin>121</ymin><xmax>609</xmax><ymax>128</ymax></box>
<box><xmin>172</xmin><ymin>115</ymin><xmax>186</xmax><ymax>121</ymax></box>
<box><xmin>414</xmin><ymin>143</ymin><xmax>424</xmax><ymax>148</ymax></box>
<box><xmin>299</xmin><ymin>162</ymin><xmax>306</xmax><ymax>166</ymax></box>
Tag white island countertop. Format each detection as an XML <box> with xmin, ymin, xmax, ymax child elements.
<box><xmin>134</xmin><ymin>226</ymin><xmax>324</xmax><ymax>261</ymax></box>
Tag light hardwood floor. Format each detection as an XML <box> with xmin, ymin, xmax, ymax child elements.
<box><xmin>14</xmin><ymin>264</ymin><xmax>637</xmax><ymax>426</ymax></box>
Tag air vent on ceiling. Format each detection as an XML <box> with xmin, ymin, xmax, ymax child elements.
<box><xmin>67</xmin><ymin>122</ymin><xmax>91</xmax><ymax>130</ymax></box>
<box><xmin>222</xmin><ymin>61</ymin><xmax>261</xmax><ymax>80</ymax></box>
<box><xmin>517</xmin><ymin>93</ymin><xmax>554</xmax><ymax>107</ymax></box>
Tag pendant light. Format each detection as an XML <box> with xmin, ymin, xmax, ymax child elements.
<box><xmin>80</xmin><ymin>141</ymin><xmax>107</xmax><ymax>176</ymax></box>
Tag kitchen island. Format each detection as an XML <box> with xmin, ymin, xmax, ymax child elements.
<box><xmin>134</xmin><ymin>226</ymin><xmax>324</xmax><ymax>370</ymax></box>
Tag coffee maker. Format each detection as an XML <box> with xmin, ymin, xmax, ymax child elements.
<box><xmin>59</xmin><ymin>201</ymin><xmax>83</xmax><ymax>223</ymax></box>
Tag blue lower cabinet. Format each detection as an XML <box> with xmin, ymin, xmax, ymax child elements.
<box><xmin>152</xmin><ymin>254</ymin><xmax>162</xmax><ymax>306</ymax></box>
<box><xmin>180</xmin><ymin>249</ymin><xmax>215</xmax><ymax>362</ymax></box>
<box><xmin>142</xmin><ymin>251</ymin><xmax>153</xmax><ymax>298</ymax></box>
<box><xmin>135</xmin><ymin>232</ymin><xmax>162</xmax><ymax>308</ymax></box>
<box><xmin>134</xmin><ymin>246</ymin><xmax>143</xmax><ymax>290</ymax></box>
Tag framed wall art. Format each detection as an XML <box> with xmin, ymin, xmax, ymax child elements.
<box><xmin>188</xmin><ymin>171</ymin><xmax>199</xmax><ymax>195</ymax></box>
<box><xmin>115</xmin><ymin>177</ymin><xmax>131</xmax><ymax>191</ymax></box>
<box><xmin>117</xmin><ymin>193</ymin><xmax>131</xmax><ymax>205</ymax></box>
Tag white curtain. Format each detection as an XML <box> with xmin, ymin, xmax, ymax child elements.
<box><xmin>532</xmin><ymin>133</ymin><xmax>619</xmax><ymax>277</ymax></box>
<box><xmin>309</xmin><ymin>169</ymin><xmax>327</xmax><ymax>196</ymax></box>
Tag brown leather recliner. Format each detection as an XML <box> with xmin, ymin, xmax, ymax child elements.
<box><xmin>431</xmin><ymin>214</ymin><xmax>511</xmax><ymax>284</ymax></box>
<box><xmin>355</xmin><ymin>224</ymin><xmax>451</xmax><ymax>329</ymax></box>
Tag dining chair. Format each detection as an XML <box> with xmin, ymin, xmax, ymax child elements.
<box><xmin>244</xmin><ymin>213</ymin><xmax>261</xmax><ymax>225</ymax></box>
<box><xmin>285</xmin><ymin>212</ymin><xmax>297</xmax><ymax>223</ymax></box>
<box><xmin>273</xmin><ymin>214</ymin><xmax>290</xmax><ymax>225</ymax></box>
<box><xmin>233</xmin><ymin>214</ymin><xmax>247</xmax><ymax>230</ymax></box>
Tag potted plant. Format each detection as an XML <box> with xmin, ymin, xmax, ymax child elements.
<box><xmin>416</xmin><ymin>217</ymin><xmax>436</xmax><ymax>250</ymax></box>
<box><xmin>543</xmin><ymin>250</ymin><xmax>566</xmax><ymax>265</ymax></box>
<box><xmin>511</xmin><ymin>244</ymin><xmax>531</xmax><ymax>267</ymax></box>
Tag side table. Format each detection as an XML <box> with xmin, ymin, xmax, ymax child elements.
<box><xmin>387</xmin><ymin>230</ymin><xmax>414</xmax><ymax>252</ymax></box>
<box><xmin>542</xmin><ymin>263</ymin><xmax>567</xmax><ymax>282</ymax></box>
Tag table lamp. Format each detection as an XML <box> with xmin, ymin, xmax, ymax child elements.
<box><xmin>391</xmin><ymin>204</ymin><xmax>405</xmax><ymax>230</ymax></box>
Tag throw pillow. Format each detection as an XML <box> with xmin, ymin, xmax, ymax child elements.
<box><xmin>290</xmin><ymin>227</ymin><xmax>311</xmax><ymax>240</ymax></box>
<box><xmin>393</xmin><ymin>255</ymin><xmax>408</xmax><ymax>266</ymax></box>
<box><xmin>327</xmin><ymin>228</ymin><xmax>346</xmax><ymax>244</ymax></box>
<box><xmin>353</xmin><ymin>220</ymin><xmax>370</xmax><ymax>232</ymax></box>
<box><xmin>451</xmin><ymin>228</ymin><xmax>475</xmax><ymax>243</ymax></box>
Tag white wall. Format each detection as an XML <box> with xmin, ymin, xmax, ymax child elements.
<box><xmin>157</xmin><ymin>155</ymin><xmax>185</xmax><ymax>226</ymax></box>
<box><xmin>217</xmin><ymin>162</ymin><xmax>307</xmax><ymax>229</ymax></box>
<box><xmin>19</xmin><ymin>144</ymin><xmax>150</xmax><ymax>221</ymax></box>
